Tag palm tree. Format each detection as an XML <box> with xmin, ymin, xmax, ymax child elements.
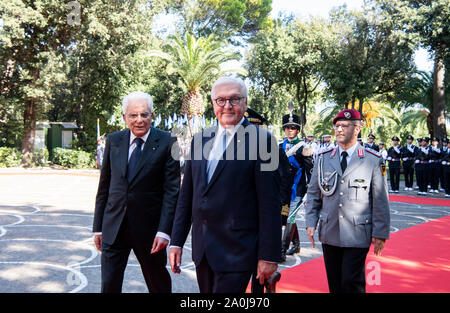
<box><xmin>150</xmin><ymin>33</ymin><xmax>246</xmax><ymax>118</ymax></box>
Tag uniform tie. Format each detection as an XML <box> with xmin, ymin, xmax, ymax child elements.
<box><xmin>127</xmin><ymin>137</ymin><xmax>144</xmax><ymax>182</ymax></box>
<box><xmin>341</xmin><ymin>151</ymin><xmax>348</xmax><ymax>173</ymax></box>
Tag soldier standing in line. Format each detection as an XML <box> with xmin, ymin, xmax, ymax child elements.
<box><xmin>429</xmin><ymin>138</ymin><xmax>443</xmax><ymax>194</ymax></box>
<box><xmin>378</xmin><ymin>142</ymin><xmax>388</xmax><ymax>162</ymax></box>
<box><xmin>442</xmin><ymin>138</ymin><xmax>449</xmax><ymax>195</ymax></box>
<box><xmin>365</xmin><ymin>134</ymin><xmax>379</xmax><ymax>151</ymax></box>
<box><xmin>442</xmin><ymin>139</ymin><xmax>450</xmax><ymax>198</ymax></box>
<box><xmin>305</xmin><ymin>109</ymin><xmax>390</xmax><ymax>293</ymax></box>
<box><xmin>387</xmin><ymin>136</ymin><xmax>402</xmax><ymax>193</ymax></box>
<box><xmin>415</xmin><ymin>137</ymin><xmax>431</xmax><ymax>195</ymax></box>
<box><xmin>401</xmin><ymin>135</ymin><xmax>417</xmax><ymax>191</ymax></box>
<box><xmin>318</xmin><ymin>135</ymin><xmax>335</xmax><ymax>154</ymax></box>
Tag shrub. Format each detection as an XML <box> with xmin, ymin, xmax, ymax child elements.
<box><xmin>32</xmin><ymin>148</ymin><xmax>49</xmax><ymax>166</ymax></box>
<box><xmin>0</xmin><ymin>147</ymin><xmax>22</xmax><ymax>167</ymax></box>
<box><xmin>51</xmin><ymin>148</ymin><xmax>96</xmax><ymax>169</ymax></box>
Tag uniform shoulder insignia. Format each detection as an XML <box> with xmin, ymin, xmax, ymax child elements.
<box><xmin>318</xmin><ymin>148</ymin><xmax>333</xmax><ymax>155</ymax></box>
<box><xmin>365</xmin><ymin>147</ymin><xmax>381</xmax><ymax>157</ymax></box>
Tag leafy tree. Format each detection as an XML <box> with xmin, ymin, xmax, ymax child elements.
<box><xmin>245</xmin><ymin>18</ymin><xmax>327</xmax><ymax>136</ymax></box>
<box><xmin>373</xmin><ymin>0</ymin><xmax>450</xmax><ymax>139</ymax></box>
<box><xmin>165</xmin><ymin>0</ymin><xmax>273</xmax><ymax>43</ymax></box>
<box><xmin>150</xmin><ymin>33</ymin><xmax>245</xmax><ymax>119</ymax></box>
<box><xmin>320</xmin><ymin>5</ymin><xmax>416</xmax><ymax>117</ymax></box>
<box><xmin>0</xmin><ymin>0</ymin><xmax>165</xmax><ymax>165</ymax></box>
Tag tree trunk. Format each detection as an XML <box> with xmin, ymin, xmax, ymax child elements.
<box><xmin>181</xmin><ymin>89</ymin><xmax>204</xmax><ymax>118</ymax></box>
<box><xmin>358</xmin><ymin>97</ymin><xmax>364</xmax><ymax>122</ymax></box>
<box><xmin>432</xmin><ymin>52</ymin><xmax>447</xmax><ymax>139</ymax></box>
<box><xmin>21</xmin><ymin>98</ymin><xmax>37</xmax><ymax>167</ymax></box>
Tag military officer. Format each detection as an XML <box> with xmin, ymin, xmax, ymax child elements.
<box><xmin>317</xmin><ymin>134</ymin><xmax>335</xmax><ymax>155</ymax></box>
<box><xmin>442</xmin><ymin>139</ymin><xmax>450</xmax><ymax>197</ymax></box>
<box><xmin>415</xmin><ymin>137</ymin><xmax>431</xmax><ymax>195</ymax></box>
<box><xmin>378</xmin><ymin>142</ymin><xmax>388</xmax><ymax>162</ymax></box>
<box><xmin>305</xmin><ymin>109</ymin><xmax>390</xmax><ymax>293</ymax></box>
<box><xmin>365</xmin><ymin>134</ymin><xmax>379</xmax><ymax>152</ymax></box>
<box><xmin>387</xmin><ymin>136</ymin><xmax>402</xmax><ymax>193</ymax></box>
<box><xmin>401</xmin><ymin>135</ymin><xmax>417</xmax><ymax>191</ymax></box>
<box><xmin>429</xmin><ymin>138</ymin><xmax>442</xmax><ymax>194</ymax></box>
<box><xmin>280</xmin><ymin>113</ymin><xmax>314</xmax><ymax>262</ymax></box>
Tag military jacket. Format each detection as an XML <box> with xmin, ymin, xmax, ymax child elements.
<box><xmin>305</xmin><ymin>144</ymin><xmax>390</xmax><ymax>248</ymax></box>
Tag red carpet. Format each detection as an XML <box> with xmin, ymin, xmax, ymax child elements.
<box><xmin>389</xmin><ymin>195</ymin><xmax>450</xmax><ymax>207</ymax></box>
<box><xmin>275</xmin><ymin>215</ymin><xmax>450</xmax><ymax>293</ymax></box>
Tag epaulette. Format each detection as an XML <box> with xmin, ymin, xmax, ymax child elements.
<box><xmin>318</xmin><ymin>148</ymin><xmax>334</xmax><ymax>155</ymax></box>
<box><xmin>365</xmin><ymin>147</ymin><xmax>381</xmax><ymax>158</ymax></box>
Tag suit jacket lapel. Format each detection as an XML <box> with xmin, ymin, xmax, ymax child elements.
<box><xmin>129</xmin><ymin>127</ymin><xmax>160</xmax><ymax>184</ymax></box>
<box><xmin>119</xmin><ymin>129</ymin><xmax>131</xmax><ymax>179</ymax></box>
<box><xmin>204</xmin><ymin>119</ymin><xmax>251</xmax><ymax>194</ymax></box>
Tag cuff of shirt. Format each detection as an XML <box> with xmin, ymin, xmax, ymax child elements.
<box><xmin>156</xmin><ymin>231</ymin><xmax>171</xmax><ymax>242</ymax></box>
<box><xmin>94</xmin><ymin>232</ymin><xmax>102</xmax><ymax>236</ymax></box>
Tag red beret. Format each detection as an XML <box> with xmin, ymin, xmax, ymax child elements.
<box><xmin>333</xmin><ymin>109</ymin><xmax>362</xmax><ymax>125</ymax></box>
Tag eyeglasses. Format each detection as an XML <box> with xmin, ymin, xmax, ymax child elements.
<box><xmin>127</xmin><ymin>112</ymin><xmax>151</xmax><ymax>120</ymax></box>
<box><xmin>333</xmin><ymin>123</ymin><xmax>357</xmax><ymax>130</ymax></box>
<box><xmin>214</xmin><ymin>97</ymin><xmax>245</xmax><ymax>107</ymax></box>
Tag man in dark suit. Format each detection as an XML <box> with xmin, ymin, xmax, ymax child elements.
<box><xmin>169</xmin><ymin>77</ymin><xmax>281</xmax><ymax>293</ymax></box>
<box><xmin>93</xmin><ymin>91</ymin><xmax>180</xmax><ymax>293</ymax></box>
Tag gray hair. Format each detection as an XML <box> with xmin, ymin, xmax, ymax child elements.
<box><xmin>211</xmin><ymin>77</ymin><xmax>248</xmax><ymax>100</ymax></box>
<box><xmin>122</xmin><ymin>91</ymin><xmax>153</xmax><ymax>114</ymax></box>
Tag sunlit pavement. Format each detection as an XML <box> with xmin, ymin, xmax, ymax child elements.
<box><xmin>0</xmin><ymin>168</ymin><xmax>448</xmax><ymax>292</ymax></box>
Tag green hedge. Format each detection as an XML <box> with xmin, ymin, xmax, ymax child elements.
<box><xmin>52</xmin><ymin>148</ymin><xmax>96</xmax><ymax>169</ymax></box>
<box><xmin>0</xmin><ymin>147</ymin><xmax>22</xmax><ymax>167</ymax></box>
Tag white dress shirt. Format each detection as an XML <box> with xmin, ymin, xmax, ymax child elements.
<box><xmin>95</xmin><ymin>128</ymin><xmax>171</xmax><ymax>243</ymax></box>
<box><xmin>338</xmin><ymin>142</ymin><xmax>358</xmax><ymax>164</ymax></box>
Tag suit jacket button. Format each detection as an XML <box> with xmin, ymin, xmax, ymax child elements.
<box><xmin>339</xmin><ymin>215</ymin><xmax>343</xmax><ymax>218</ymax></box>
<box><xmin>339</xmin><ymin>203</ymin><xmax>343</xmax><ymax>207</ymax></box>
<box><xmin>341</xmin><ymin>180</ymin><xmax>345</xmax><ymax>184</ymax></box>
<box><xmin>339</xmin><ymin>192</ymin><xmax>344</xmax><ymax>196</ymax></box>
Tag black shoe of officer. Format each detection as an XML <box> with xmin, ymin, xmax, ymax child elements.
<box><xmin>286</xmin><ymin>240</ymin><xmax>300</xmax><ymax>255</ymax></box>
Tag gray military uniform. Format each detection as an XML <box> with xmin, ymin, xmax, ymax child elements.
<box><xmin>305</xmin><ymin>144</ymin><xmax>390</xmax><ymax>248</ymax></box>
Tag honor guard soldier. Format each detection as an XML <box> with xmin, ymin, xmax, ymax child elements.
<box><xmin>365</xmin><ymin>134</ymin><xmax>379</xmax><ymax>152</ymax></box>
<box><xmin>379</xmin><ymin>142</ymin><xmax>388</xmax><ymax>162</ymax></box>
<box><xmin>318</xmin><ymin>134</ymin><xmax>335</xmax><ymax>155</ymax></box>
<box><xmin>305</xmin><ymin>109</ymin><xmax>390</xmax><ymax>293</ymax></box>
<box><xmin>415</xmin><ymin>137</ymin><xmax>431</xmax><ymax>195</ymax></box>
<box><xmin>429</xmin><ymin>138</ymin><xmax>442</xmax><ymax>193</ymax></box>
<box><xmin>387</xmin><ymin>136</ymin><xmax>402</xmax><ymax>193</ymax></box>
<box><xmin>442</xmin><ymin>138</ymin><xmax>450</xmax><ymax>197</ymax></box>
<box><xmin>280</xmin><ymin>113</ymin><xmax>314</xmax><ymax>262</ymax></box>
<box><xmin>401</xmin><ymin>135</ymin><xmax>417</xmax><ymax>191</ymax></box>
<box><xmin>357</xmin><ymin>137</ymin><xmax>364</xmax><ymax>146</ymax></box>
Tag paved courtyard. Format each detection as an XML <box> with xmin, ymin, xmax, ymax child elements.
<box><xmin>0</xmin><ymin>168</ymin><xmax>449</xmax><ymax>293</ymax></box>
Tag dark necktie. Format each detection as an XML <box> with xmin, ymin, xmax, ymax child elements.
<box><xmin>127</xmin><ymin>137</ymin><xmax>144</xmax><ymax>182</ymax></box>
<box><xmin>341</xmin><ymin>151</ymin><xmax>348</xmax><ymax>173</ymax></box>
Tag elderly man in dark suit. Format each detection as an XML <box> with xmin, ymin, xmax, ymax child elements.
<box><xmin>169</xmin><ymin>77</ymin><xmax>281</xmax><ymax>293</ymax></box>
<box><xmin>93</xmin><ymin>91</ymin><xmax>180</xmax><ymax>293</ymax></box>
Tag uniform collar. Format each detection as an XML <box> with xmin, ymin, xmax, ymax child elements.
<box><xmin>338</xmin><ymin>142</ymin><xmax>358</xmax><ymax>158</ymax></box>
